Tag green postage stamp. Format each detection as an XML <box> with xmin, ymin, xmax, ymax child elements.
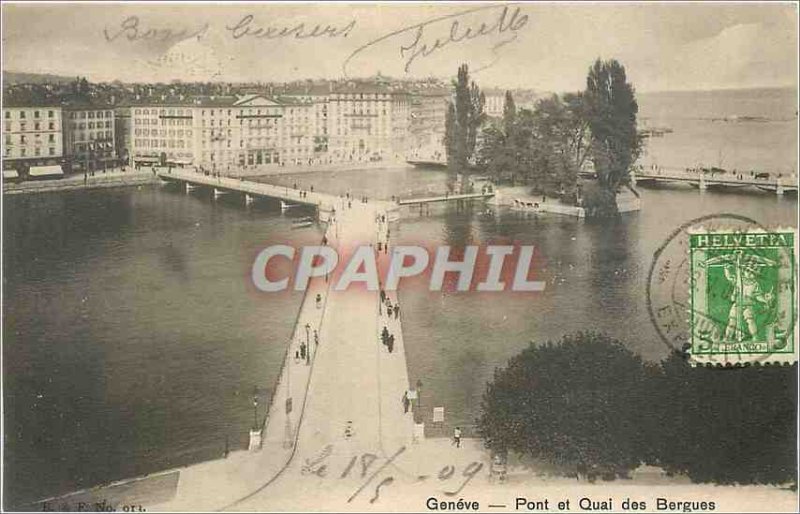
<box><xmin>689</xmin><ymin>229</ymin><xmax>798</xmax><ymax>365</ymax></box>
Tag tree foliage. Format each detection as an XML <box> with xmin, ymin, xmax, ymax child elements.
<box><xmin>584</xmin><ymin>59</ymin><xmax>641</xmax><ymax>205</ymax></box>
<box><xmin>477</xmin><ymin>93</ymin><xmax>583</xmax><ymax>197</ymax></box>
<box><xmin>651</xmin><ymin>354</ymin><xmax>797</xmax><ymax>485</ymax></box>
<box><xmin>478</xmin><ymin>333</ymin><xmax>797</xmax><ymax>486</ymax></box>
<box><xmin>478</xmin><ymin>332</ymin><xmax>655</xmax><ymax>480</ymax></box>
<box><xmin>444</xmin><ymin>64</ymin><xmax>485</xmax><ymax>188</ymax></box>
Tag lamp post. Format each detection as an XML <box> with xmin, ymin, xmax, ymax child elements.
<box><xmin>305</xmin><ymin>323</ymin><xmax>311</xmax><ymax>365</ymax></box>
<box><xmin>415</xmin><ymin>379</ymin><xmax>423</xmax><ymax>424</ymax></box>
<box><xmin>252</xmin><ymin>386</ymin><xmax>259</xmax><ymax>430</ymax></box>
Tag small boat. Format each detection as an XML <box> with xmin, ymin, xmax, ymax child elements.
<box><xmin>281</xmin><ymin>200</ymin><xmax>298</xmax><ymax>211</ymax></box>
<box><xmin>292</xmin><ymin>216</ymin><xmax>314</xmax><ymax>224</ymax></box>
<box><xmin>291</xmin><ymin>221</ymin><xmax>314</xmax><ymax>229</ymax></box>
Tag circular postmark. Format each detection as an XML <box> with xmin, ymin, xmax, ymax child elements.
<box><xmin>646</xmin><ymin>213</ymin><xmax>797</xmax><ymax>367</ymax></box>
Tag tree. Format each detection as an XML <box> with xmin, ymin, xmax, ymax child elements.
<box><xmin>477</xmin><ymin>332</ymin><xmax>655</xmax><ymax>480</ymax></box>
<box><xmin>502</xmin><ymin>90</ymin><xmax>516</xmax><ymax>136</ymax></box>
<box><xmin>652</xmin><ymin>353</ymin><xmax>797</xmax><ymax>486</ymax></box>
<box><xmin>444</xmin><ymin>64</ymin><xmax>485</xmax><ymax>190</ymax></box>
<box><xmin>584</xmin><ymin>59</ymin><xmax>641</xmax><ymax>212</ymax></box>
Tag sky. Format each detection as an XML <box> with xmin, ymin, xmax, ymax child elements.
<box><xmin>2</xmin><ymin>2</ymin><xmax>798</xmax><ymax>93</ymax></box>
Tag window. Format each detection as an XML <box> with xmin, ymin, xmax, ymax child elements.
<box><xmin>20</xmin><ymin>148</ymin><xmax>26</xmax><ymax>156</ymax></box>
<box><xmin>35</xmin><ymin>147</ymin><xmax>41</xmax><ymax>156</ymax></box>
<box><xmin>49</xmin><ymin>147</ymin><xmax>56</xmax><ymax>155</ymax></box>
<box><xmin>35</xmin><ymin>122</ymin><xmax>41</xmax><ymax>130</ymax></box>
<box><xmin>20</xmin><ymin>111</ymin><xmax>26</xmax><ymax>119</ymax></box>
<box><xmin>20</xmin><ymin>135</ymin><xmax>26</xmax><ymax>143</ymax></box>
<box><xmin>88</xmin><ymin>112</ymin><xmax>95</xmax><ymax>119</ymax></box>
<box><xmin>49</xmin><ymin>111</ymin><xmax>55</xmax><ymax>118</ymax></box>
<box><xmin>49</xmin><ymin>122</ymin><xmax>55</xmax><ymax>130</ymax></box>
<box><xmin>4</xmin><ymin>111</ymin><xmax>9</xmax><ymax>119</ymax></box>
<box><xmin>48</xmin><ymin>134</ymin><xmax>55</xmax><ymax>143</ymax></box>
<box><xmin>34</xmin><ymin>111</ymin><xmax>40</xmax><ymax>118</ymax></box>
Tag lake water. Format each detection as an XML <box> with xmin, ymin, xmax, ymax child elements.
<box><xmin>3</xmin><ymin>87</ymin><xmax>797</xmax><ymax>507</ymax></box>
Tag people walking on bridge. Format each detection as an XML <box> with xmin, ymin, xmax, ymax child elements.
<box><xmin>402</xmin><ymin>391</ymin><xmax>410</xmax><ymax>413</ymax></box>
<box><xmin>381</xmin><ymin>326</ymin><xmax>389</xmax><ymax>344</ymax></box>
<box><xmin>300</xmin><ymin>342</ymin><xmax>307</xmax><ymax>361</ymax></box>
<box><xmin>316</xmin><ymin>293</ymin><xmax>322</xmax><ymax>309</ymax></box>
<box><xmin>387</xmin><ymin>334</ymin><xmax>395</xmax><ymax>353</ymax></box>
<box><xmin>393</xmin><ymin>304</ymin><xmax>400</xmax><ymax>320</ymax></box>
<box><xmin>453</xmin><ymin>427</ymin><xmax>462</xmax><ymax>448</ymax></box>
<box><xmin>380</xmin><ymin>289</ymin><xmax>386</xmax><ymax>304</ymax></box>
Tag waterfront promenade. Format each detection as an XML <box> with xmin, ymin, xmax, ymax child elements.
<box><xmin>2</xmin><ymin>169</ymin><xmax>158</xmax><ymax>195</ymax></box>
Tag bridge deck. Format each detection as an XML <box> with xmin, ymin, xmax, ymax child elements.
<box><xmin>158</xmin><ymin>169</ymin><xmax>398</xmax><ymax>211</ymax></box>
<box><xmin>635</xmin><ymin>173</ymin><xmax>796</xmax><ymax>189</ymax></box>
<box><xmin>397</xmin><ymin>191</ymin><xmax>494</xmax><ymax>205</ymax></box>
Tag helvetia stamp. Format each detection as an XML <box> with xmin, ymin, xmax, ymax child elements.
<box><xmin>688</xmin><ymin>229</ymin><xmax>798</xmax><ymax>365</ymax></box>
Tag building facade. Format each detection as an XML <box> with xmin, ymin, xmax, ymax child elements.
<box><xmin>62</xmin><ymin>104</ymin><xmax>116</xmax><ymax>172</ymax></box>
<box><xmin>408</xmin><ymin>89</ymin><xmax>450</xmax><ymax>160</ymax></box>
<box><xmin>129</xmin><ymin>87</ymin><xmax>412</xmax><ymax>170</ymax></box>
<box><xmin>2</xmin><ymin>105</ymin><xmax>64</xmax><ymax>174</ymax></box>
<box><xmin>130</xmin><ymin>95</ymin><xmax>320</xmax><ymax>171</ymax></box>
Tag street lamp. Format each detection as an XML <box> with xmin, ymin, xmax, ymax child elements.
<box><xmin>305</xmin><ymin>323</ymin><xmax>311</xmax><ymax>365</ymax></box>
<box><xmin>415</xmin><ymin>379</ymin><xmax>423</xmax><ymax>424</ymax></box>
<box><xmin>252</xmin><ymin>386</ymin><xmax>259</xmax><ymax>430</ymax></box>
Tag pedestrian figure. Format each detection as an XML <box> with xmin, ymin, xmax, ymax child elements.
<box><xmin>295</xmin><ymin>350</ymin><xmax>300</xmax><ymax>363</ymax></box>
<box><xmin>386</xmin><ymin>298</ymin><xmax>393</xmax><ymax>311</ymax></box>
<box><xmin>387</xmin><ymin>334</ymin><xmax>395</xmax><ymax>353</ymax></box>
<box><xmin>300</xmin><ymin>342</ymin><xmax>307</xmax><ymax>360</ymax></box>
<box><xmin>310</xmin><ymin>185</ymin><xmax>314</xmax><ymax>193</ymax></box>
<box><xmin>377</xmin><ymin>241</ymin><xmax>382</xmax><ymax>252</ymax></box>
<box><xmin>348</xmin><ymin>200</ymin><xmax>352</xmax><ymax>209</ymax></box>
<box><xmin>316</xmin><ymin>293</ymin><xmax>322</xmax><ymax>309</ymax></box>
<box><xmin>314</xmin><ymin>330</ymin><xmax>319</xmax><ymax>347</ymax></box>
<box><xmin>381</xmin><ymin>326</ymin><xmax>389</xmax><ymax>345</ymax></box>
<box><xmin>322</xmin><ymin>235</ymin><xmax>328</xmax><ymax>246</ymax></box>
<box><xmin>453</xmin><ymin>427</ymin><xmax>462</xmax><ymax>448</ymax></box>
<box><xmin>402</xmin><ymin>391</ymin><xmax>410</xmax><ymax>413</ymax></box>
<box><xmin>394</xmin><ymin>304</ymin><xmax>400</xmax><ymax>320</ymax></box>
<box><xmin>380</xmin><ymin>289</ymin><xmax>386</xmax><ymax>304</ymax></box>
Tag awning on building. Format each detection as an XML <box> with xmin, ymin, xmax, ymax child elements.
<box><xmin>3</xmin><ymin>170</ymin><xmax>20</xmax><ymax>179</ymax></box>
<box><xmin>29</xmin><ymin>165</ymin><xmax>64</xmax><ymax>178</ymax></box>
<box><xmin>135</xmin><ymin>156</ymin><xmax>160</xmax><ymax>163</ymax></box>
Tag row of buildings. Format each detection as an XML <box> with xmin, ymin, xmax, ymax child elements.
<box><xmin>3</xmin><ymin>81</ymin><xmax>531</xmax><ymax>177</ymax></box>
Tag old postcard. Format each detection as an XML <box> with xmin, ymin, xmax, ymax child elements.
<box><xmin>1</xmin><ymin>2</ymin><xmax>798</xmax><ymax>512</ymax></box>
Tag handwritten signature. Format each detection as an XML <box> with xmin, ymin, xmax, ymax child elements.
<box><xmin>343</xmin><ymin>4</ymin><xmax>529</xmax><ymax>76</ymax></box>
<box><xmin>104</xmin><ymin>16</ymin><xmax>209</xmax><ymax>43</ymax></box>
<box><xmin>225</xmin><ymin>14</ymin><xmax>356</xmax><ymax>40</ymax></box>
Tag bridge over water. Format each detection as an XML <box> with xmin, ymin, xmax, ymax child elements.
<box><xmin>580</xmin><ymin>168</ymin><xmax>797</xmax><ymax>195</ymax></box>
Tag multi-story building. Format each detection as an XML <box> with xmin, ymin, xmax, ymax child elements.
<box><xmin>62</xmin><ymin>103</ymin><xmax>116</xmax><ymax>172</ymax></box>
<box><xmin>484</xmin><ymin>89</ymin><xmax>506</xmax><ymax>118</ymax></box>
<box><xmin>408</xmin><ymin>88</ymin><xmax>450</xmax><ymax>160</ymax></box>
<box><xmin>327</xmin><ymin>84</ymin><xmax>410</xmax><ymax>163</ymax></box>
<box><xmin>129</xmin><ymin>94</ymin><xmax>318</xmax><ymax>171</ymax></box>
<box><xmin>2</xmin><ymin>104</ymin><xmax>64</xmax><ymax>177</ymax></box>
<box><xmin>114</xmin><ymin>106</ymin><xmax>132</xmax><ymax>166</ymax></box>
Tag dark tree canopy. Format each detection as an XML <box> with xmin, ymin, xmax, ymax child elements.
<box><xmin>478</xmin><ymin>332</ymin><xmax>797</xmax><ymax>486</ymax></box>
<box><xmin>651</xmin><ymin>354</ymin><xmax>797</xmax><ymax>486</ymax></box>
<box><xmin>478</xmin><ymin>332</ymin><xmax>655</xmax><ymax>480</ymax></box>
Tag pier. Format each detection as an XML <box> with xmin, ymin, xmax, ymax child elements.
<box><xmin>397</xmin><ymin>191</ymin><xmax>495</xmax><ymax>206</ymax></box>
